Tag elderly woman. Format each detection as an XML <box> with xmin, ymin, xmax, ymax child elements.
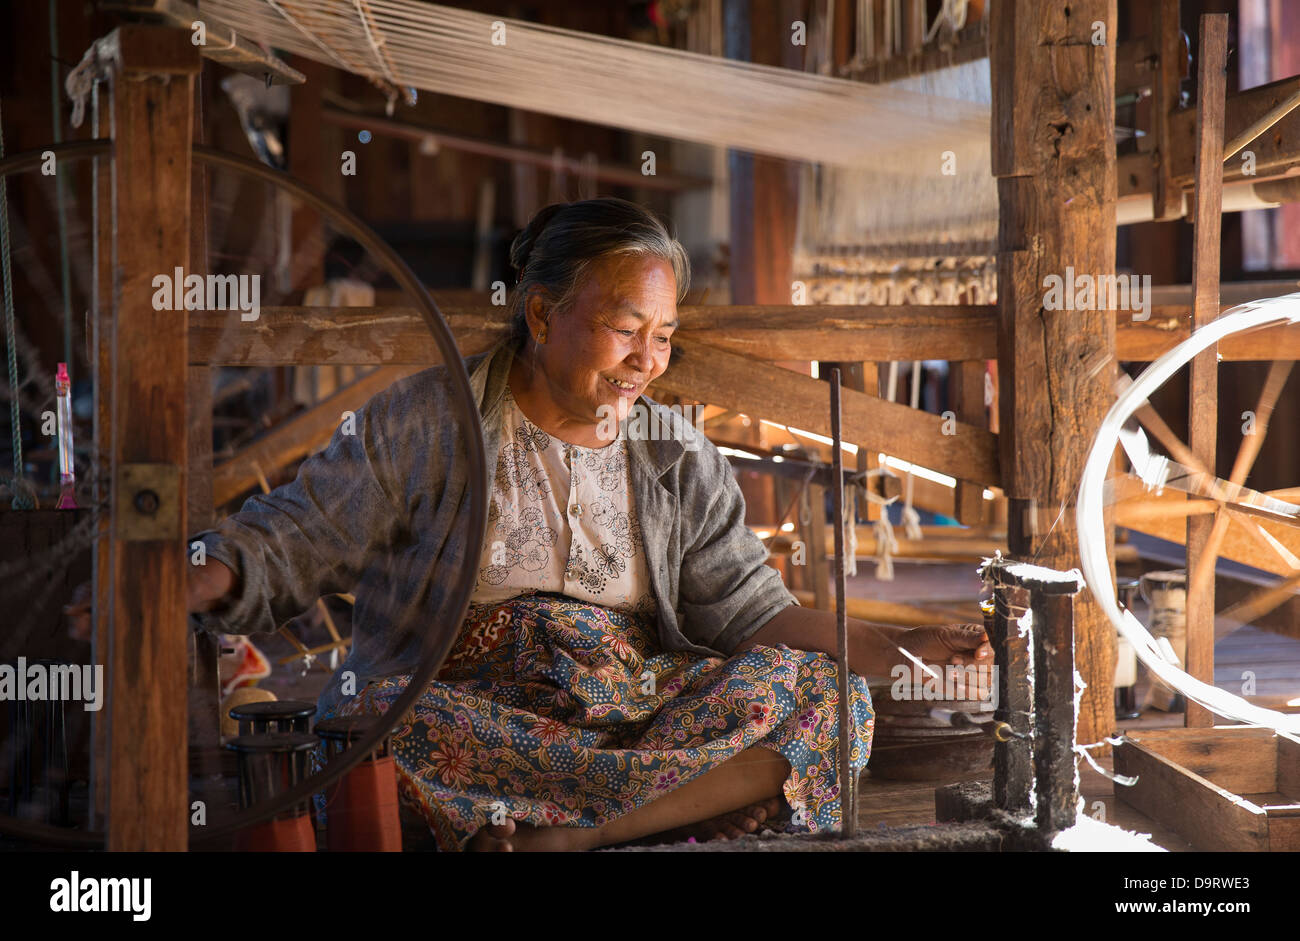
<box><xmin>188</xmin><ymin>197</ymin><xmax>991</xmax><ymax>851</ymax></box>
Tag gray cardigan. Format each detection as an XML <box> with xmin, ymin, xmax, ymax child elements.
<box><xmin>195</xmin><ymin>338</ymin><xmax>798</xmax><ymax>716</ymax></box>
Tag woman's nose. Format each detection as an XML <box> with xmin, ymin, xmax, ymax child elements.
<box><xmin>625</xmin><ymin>338</ymin><xmax>653</xmax><ymax>370</ymax></box>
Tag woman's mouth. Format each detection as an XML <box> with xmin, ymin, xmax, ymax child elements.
<box><xmin>605</xmin><ymin>376</ymin><xmax>640</xmax><ymax>397</ymax></box>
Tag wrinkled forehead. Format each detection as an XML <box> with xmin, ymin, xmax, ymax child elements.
<box><xmin>576</xmin><ymin>255</ymin><xmax>680</xmax><ymax>321</ymax></box>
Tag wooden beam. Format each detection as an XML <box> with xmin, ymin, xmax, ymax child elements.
<box><xmin>106</xmin><ymin>24</ymin><xmax>199</xmax><ymax>851</ymax></box>
<box><xmin>991</xmin><ymin>0</ymin><xmax>1116</xmax><ymax>748</ymax></box>
<box><xmin>658</xmin><ymin>339</ymin><xmax>1001</xmax><ymax>486</ymax></box>
<box><xmin>211</xmin><ymin>366</ymin><xmax>417</xmax><ymax>507</ymax></box>
<box><xmin>190</xmin><ymin>301</ymin><xmax>1300</xmax><ymax>368</ymax></box>
<box><xmin>1151</xmin><ymin>0</ymin><xmax>1186</xmax><ymax>221</ymax></box>
<box><xmin>1186</xmin><ymin>15</ymin><xmax>1229</xmax><ymax>729</ymax></box>
<box><xmin>1121</xmin><ymin>74</ymin><xmax>1300</xmax><ymax>201</ymax></box>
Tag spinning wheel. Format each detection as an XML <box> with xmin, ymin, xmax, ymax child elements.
<box><xmin>1078</xmin><ymin>295</ymin><xmax>1300</xmax><ymax>736</ymax></box>
<box><xmin>0</xmin><ymin>139</ymin><xmax>488</xmax><ymax>846</ymax></box>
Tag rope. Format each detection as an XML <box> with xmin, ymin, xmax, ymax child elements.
<box><xmin>0</xmin><ymin>97</ymin><xmax>34</xmax><ymax>509</ymax></box>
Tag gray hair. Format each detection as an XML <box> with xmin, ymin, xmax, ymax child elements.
<box><xmin>506</xmin><ymin>197</ymin><xmax>691</xmax><ymax>347</ymax></box>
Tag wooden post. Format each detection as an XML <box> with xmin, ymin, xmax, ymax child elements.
<box><xmin>187</xmin><ymin>55</ymin><xmax>224</xmax><ymax>804</ymax></box>
<box><xmin>1185</xmin><ymin>15</ymin><xmax>1229</xmax><ymax>730</ymax></box>
<box><xmin>105</xmin><ymin>25</ymin><xmax>199</xmax><ymax>850</ymax></box>
<box><xmin>1032</xmin><ymin>588</ymin><xmax>1079</xmax><ymax>835</ymax></box>
<box><xmin>990</xmin><ymin>581</ymin><xmax>1033</xmax><ymax>812</ymax></box>
<box><xmin>991</xmin><ymin>0</ymin><xmax>1117</xmax><ymax>749</ymax></box>
<box><xmin>951</xmin><ymin>360</ymin><xmax>987</xmax><ymax>525</ymax></box>
<box><xmin>1151</xmin><ymin>0</ymin><xmax>1186</xmax><ymax>222</ymax></box>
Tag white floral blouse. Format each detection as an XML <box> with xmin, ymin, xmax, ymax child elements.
<box><xmin>470</xmin><ymin>386</ymin><xmax>657</xmax><ymax>617</ymax></box>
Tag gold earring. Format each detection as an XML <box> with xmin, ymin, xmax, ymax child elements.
<box><xmin>537</xmin><ymin>328</ymin><xmax>547</xmax><ymax>343</ymax></box>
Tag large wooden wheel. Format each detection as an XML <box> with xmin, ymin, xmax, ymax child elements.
<box><xmin>0</xmin><ymin>140</ymin><xmax>488</xmax><ymax>847</ymax></box>
<box><xmin>1078</xmin><ymin>295</ymin><xmax>1300</xmax><ymax>735</ymax></box>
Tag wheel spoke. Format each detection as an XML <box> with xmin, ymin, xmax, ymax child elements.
<box><xmin>1133</xmin><ymin>403</ymin><xmax>1209</xmax><ymax>476</ymax></box>
<box><xmin>1226</xmin><ymin>360</ymin><xmax>1294</xmax><ymax>488</ymax></box>
<box><xmin>1220</xmin><ymin>570</ymin><xmax>1300</xmax><ymax>625</ymax></box>
<box><xmin>1188</xmin><ymin>509</ymin><xmax>1231</xmax><ymax>602</ymax></box>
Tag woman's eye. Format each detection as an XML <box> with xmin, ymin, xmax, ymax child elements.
<box><xmin>618</xmin><ymin>329</ymin><xmax>636</xmax><ymax>336</ymax></box>
<box><xmin>655</xmin><ymin>336</ymin><xmax>670</xmax><ymax>344</ymax></box>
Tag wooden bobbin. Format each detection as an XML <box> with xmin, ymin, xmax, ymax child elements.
<box><xmin>315</xmin><ymin>716</ymin><xmax>402</xmax><ymax>852</ymax></box>
<box><xmin>225</xmin><ymin>732</ymin><xmax>320</xmax><ymax>852</ymax></box>
<box><xmin>227</xmin><ymin>699</ymin><xmax>317</xmax><ymax>737</ymax></box>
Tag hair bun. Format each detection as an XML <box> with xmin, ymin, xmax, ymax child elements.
<box><xmin>510</xmin><ymin>202</ymin><xmax>568</xmax><ymax>278</ymax></box>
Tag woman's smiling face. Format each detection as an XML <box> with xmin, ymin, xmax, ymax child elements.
<box><xmin>527</xmin><ymin>253</ymin><xmax>679</xmax><ymax>429</ymax></box>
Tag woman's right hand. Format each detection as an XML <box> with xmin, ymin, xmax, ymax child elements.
<box><xmin>63</xmin><ymin>558</ymin><xmax>237</xmax><ymax>640</ymax></box>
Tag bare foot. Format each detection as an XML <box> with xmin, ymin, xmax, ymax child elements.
<box><xmin>467</xmin><ymin>819</ymin><xmax>518</xmax><ymax>852</ymax></box>
<box><xmin>466</xmin><ymin>818</ymin><xmax>597</xmax><ymax>852</ymax></box>
<box><xmin>655</xmin><ymin>796</ymin><xmax>786</xmax><ymax>844</ymax></box>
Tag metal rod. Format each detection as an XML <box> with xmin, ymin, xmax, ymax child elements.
<box><xmin>829</xmin><ymin>367</ymin><xmax>856</xmax><ymax>837</ymax></box>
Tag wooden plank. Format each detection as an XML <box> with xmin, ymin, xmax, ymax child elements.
<box><xmin>1116</xmin><ymin>35</ymin><xmax>1157</xmax><ymax>97</ymax></box>
<box><xmin>1151</xmin><ymin>0</ymin><xmax>1185</xmax><ymax>221</ymax></box>
<box><xmin>1170</xmin><ymin>74</ymin><xmax>1300</xmax><ymax>186</ymax></box>
<box><xmin>991</xmin><ymin>0</ymin><xmax>1117</xmax><ymax>748</ymax></box>
<box><xmin>1121</xmin><ymin>726</ymin><xmax>1278</xmax><ymax>795</ymax></box>
<box><xmin>107</xmin><ymin>24</ymin><xmax>199</xmax><ymax>852</ymax></box>
<box><xmin>211</xmin><ymin>366</ymin><xmax>417</xmax><ymax>507</ymax></box>
<box><xmin>1113</xmin><ymin>738</ymin><xmax>1270</xmax><ymax>851</ymax></box>
<box><xmin>951</xmin><ymin>360</ymin><xmax>987</xmax><ymax>524</ymax></box>
<box><xmin>1265</xmin><ymin>810</ymin><xmax>1300</xmax><ymax>851</ymax></box>
<box><xmin>658</xmin><ymin>339</ymin><xmax>1001</xmax><ymax>486</ymax></box>
<box><xmin>1186</xmin><ymin>14</ymin><xmax>1228</xmax><ymax>731</ymax></box>
<box><xmin>189</xmin><ymin>303</ymin><xmax>1300</xmax><ymax>367</ymax></box>
<box><xmin>189</xmin><ymin>304</ymin><xmax>995</xmax><ymax>365</ymax></box>
<box><xmin>1279</xmin><ymin>734</ymin><xmax>1300</xmax><ymax>802</ymax></box>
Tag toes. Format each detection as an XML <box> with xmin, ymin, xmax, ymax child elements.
<box><xmin>469</xmin><ymin>819</ymin><xmax>517</xmax><ymax>851</ymax></box>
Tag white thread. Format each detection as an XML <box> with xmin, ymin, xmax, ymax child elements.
<box><xmin>197</xmin><ymin>0</ymin><xmax>987</xmax><ymax>168</ymax></box>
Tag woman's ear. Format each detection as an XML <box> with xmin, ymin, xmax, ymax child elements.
<box><xmin>523</xmin><ymin>287</ymin><xmax>550</xmax><ymax>343</ymax></box>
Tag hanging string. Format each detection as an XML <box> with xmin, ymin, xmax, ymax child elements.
<box><xmin>0</xmin><ymin>98</ymin><xmax>35</xmax><ymax>509</ymax></box>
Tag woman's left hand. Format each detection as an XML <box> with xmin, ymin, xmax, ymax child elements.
<box><xmin>901</xmin><ymin>623</ymin><xmax>993</xmax><ymax>667</ymax></box>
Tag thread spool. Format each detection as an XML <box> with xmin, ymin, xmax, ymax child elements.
<box><xmin>225</xmin><ymin>732</ymin><xmax>319</xmax><ymax>852</ymax></box>
<box><xmin>228</xmin><ymin>699</ymin><xmax>317</xmax><ymax>736</ymax></box>
<box><xmin>315</xmin><ymin>715</ymin><xmax>402</xmax><ymax>852</ymax></box>
<box><xmin>1139</xmin><ymin>570</ymin><xmax>1188</xmax><ymax>712</ymax></box>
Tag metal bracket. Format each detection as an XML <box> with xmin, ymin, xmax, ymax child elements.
<box><xmin>115</xmin><ymin>463</ymin><xmax>181</xmax><ymax>541</ymax></box>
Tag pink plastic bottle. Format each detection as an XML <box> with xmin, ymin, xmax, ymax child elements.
<box><xmin>56</xmin><ymin>362</ymin><xmax>78</xmax><ymax>509</ymax></box>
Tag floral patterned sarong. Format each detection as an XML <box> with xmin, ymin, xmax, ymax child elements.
<box><xmin>324</xmin><ymin>593</ymin><xmax>874</xmax><ymax>851</ymax></box>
